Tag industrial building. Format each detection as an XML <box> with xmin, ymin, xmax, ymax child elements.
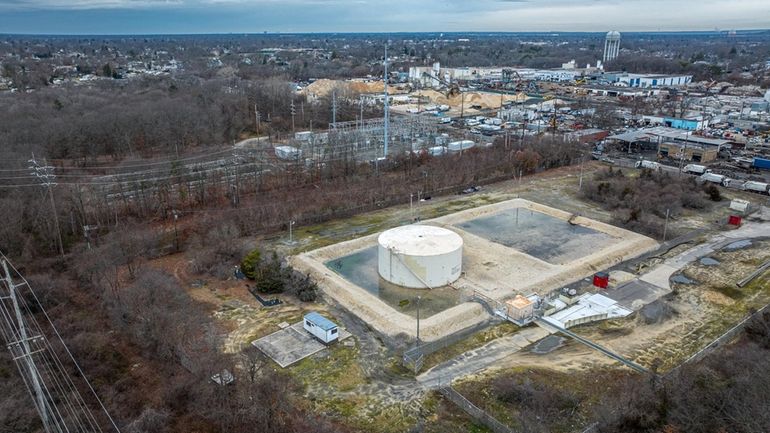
<box><xmin>506</xmin><ymin>295</ymin><xmax>535</xmax><ymax>323</ymax></box>
<box><xmin>590</xmin><ymin>71</ymin><xmax>693</xmax><ymax>88</ymax></box>
<box><xmin>658</xmin><ymin>142</ymin><xmax>719</xmax><ymax>163</ymax></box>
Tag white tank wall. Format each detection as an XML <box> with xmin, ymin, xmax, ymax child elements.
<box><xmin>377</xmin><ymin>225</ymin><xmax>463</xmax><ymax>289</ymax></box>
<box><xmin>377</xmin><ymin>241</ymin><xmax>462</xmax><ymax>289</ymax></box>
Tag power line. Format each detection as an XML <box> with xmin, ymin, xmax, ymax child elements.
<box><xmin>1</xmin><ymin>253</ymin><xmax>122</xmax><ymax>433</ymax></box>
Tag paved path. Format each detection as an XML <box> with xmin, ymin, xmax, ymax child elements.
<box><xmin>416</xmin><ymin>326</ymin><xmax>550</xmax><ymax>389</ymax></box>
<box><xmin>415</xmin><ymin>221</ymin><xmax>770</xmax><ymax>388</ymax></box>
<box><xmin>639</xmin><ymin>221</ymin><xmax>770</xmax><ymax>291</ymax></box>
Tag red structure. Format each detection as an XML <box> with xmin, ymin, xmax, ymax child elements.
<box><xmin>593</xmin><ymin>272</ymin><xmax>609</xmax><ymax>289</ymax></box>
<box><xmin>728</xmin><ymin>215</ymin><xmax>742</xmax><ymax>227</ymax></box>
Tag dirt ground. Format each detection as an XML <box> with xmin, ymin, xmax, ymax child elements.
<box><xmin>488</xmin><ymin>238</ymin><xmax>770</xmax><ymax>375</ymax></box>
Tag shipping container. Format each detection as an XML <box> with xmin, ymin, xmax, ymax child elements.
<box><xmin>428</xmin><ymin>146</ymin><xmax>448</xmax><ymax>156</ymax></box>
<box><xmin>753</xmin><ymin>157</ymin><xmax>770</xmax><ymax>170</ymax></box>
<box><xmin>294</xmin><ymin>131</ymin><xmax>313</xmax><ymax>141</ymax></box>
<box><xmin>593</xmin><ymin>272</ymin><xmax>609</xmax><ymax>289</ymax></box>
<box><xmin>275</xmin><ymin>145</ymin><xmax>301</xmax><ymax>160</ymax></box>
<box><xmin>448</xmin><ymin>140</ymin><xmax>475</xmax><ymax>153</ymax></box>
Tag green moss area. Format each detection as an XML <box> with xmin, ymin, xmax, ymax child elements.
<box><xmin>300</xmin><ymin>393</ymin><xmax>419</xmax><ymax>433</ymax></box>
<box><xmin>422</xmin><ymin>391</ymin><xmax>494</xmax><ymax>433</ymax></box>
<box><xmin>289</xmin><ymin>342</ymin><xmax>367</xmax><ymax>392</ymax></box>
<box><xmin>277</xmin><ymin>193</ymin><xmax>504</xmax><ymax>253</ymax></box>
<box><xmin>453</xmin><ymin>367</ymin><xmax>635</xmax><ymax>433</ymax></box>
<box><xmin>623</xmin><ymin>242</ymin><xmax>770</xmax><ymax>371</ymax></box>
<box><xmin>421</xmin><ymin>322</ymin><xmax>520</xmax><ymax>371</ymax></box>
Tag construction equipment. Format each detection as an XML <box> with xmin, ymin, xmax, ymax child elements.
<box><xmin>421</xmin><ymin>72</ymin><xmax>461</xmax><ymax>97</ymax></box>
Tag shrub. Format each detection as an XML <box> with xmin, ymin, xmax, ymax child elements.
<box><xmin>704</xmin><ymin>184</ymin><xmax>721</xmax><ymax>201</ymax></box>
<box><xmin>240</xmin><ymin>248</ymin><xmax>262</xmax><ymax>280</ymax></box>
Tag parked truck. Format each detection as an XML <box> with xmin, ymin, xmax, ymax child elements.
<box><xmin>742</xmin><ymin>181</ymin><xmax>770</xmax><ymax>195</ymax></box>
<box><xmin>635</xmin><ymin>160</ymin><xmax>660</xmax><ymax>170</ymax></box>
<box><xmin>683</xmin><ymin>164</ymin><xmax>710</xmax><ymax>175</ymax></box>
<box><xmin>699</xmin><ymin>172</ymin><xmax>730</xmax><ymax>186</ymax></box>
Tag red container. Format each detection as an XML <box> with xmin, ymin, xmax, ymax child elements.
<box><xmin>728</xmin><ymin>215</ymin><xmax>742</xmax><ymax>226</ymax></box>
<box><xmin>593</xmin><ymin>272</ymin><xmax>609</xmax><ymax>289</ymax></box>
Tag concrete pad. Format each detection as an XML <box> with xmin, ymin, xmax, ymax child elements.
<box><xmin>606</xmin><ymin>279</ymin><xmax>671</xmax><ymax>310</ymax></box>
<box><xmin>639</xmin><ymin>264</ymin><xmax>679</xmax><ymax>289</ymax></box>
<box><xmin>252</xmin><ymin>321</ymin><xmax>351</xmax><ymax>368</ymax></box>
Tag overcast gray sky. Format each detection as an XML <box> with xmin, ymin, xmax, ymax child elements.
<box><xmin>1</xmin><ymin>0</ymin><xmax>768</xmax><ymax>34</ymax></box>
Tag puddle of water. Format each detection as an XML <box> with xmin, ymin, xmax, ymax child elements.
<box><xmin>325</xmin><ymin>246</ymin><xmax>461</xmax><ymax>318</ymax></box>
<box><xmin>531</xmin><ymin>335</ymin><xmax>566</xmax><ymax>354</ymax></box>
<box><xmin>454</xmin><ymin>208</ymin><xmax>613</xmax><ymax>264</ymax></box>
<box><xmin>671</xmin><ymin>274</ymin><xmax>696</xmax><ymax>285</ymax></box>
<box><xmin>723</xmin><ymin>240</ymin><xmax>752</xmax><ymax>251</ymax></box>
<box><xmin>700</xmin><ymin>257</ymin><xmax>720</xmax><ymax>266</ymax></box>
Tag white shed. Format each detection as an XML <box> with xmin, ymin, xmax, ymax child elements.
<box><xmin>303</xmin><ymin>312</ymin><xmax>339</xmax><ymax>344</ymax></box>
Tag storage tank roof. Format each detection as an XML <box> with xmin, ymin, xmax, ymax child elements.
<box><xmin>378</xmin><ymin>225</ymin><xmax>463</xmax><ymax>256</ymax></box>
<box><xmin>606</xmin><ymin>31</ymin><xmax>621</xmax><ymax>39</ymax></box>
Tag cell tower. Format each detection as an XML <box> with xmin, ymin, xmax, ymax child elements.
<box><xmin>0</xmin><ymin>253</ymin><xmax>121</xmax><ymax>433</ymax></box>
<box><xmin>603</xmin><ymin>31</ymin><xmax>621</xmax><ymax>62</ymax></box>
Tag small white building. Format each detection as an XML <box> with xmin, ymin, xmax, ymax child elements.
<box><xmin>303</xmin><ymin>312</ymin><xmax>339</xmax><ymax>344</ymax></box>
<box><xmin>506</xmin><ymin>295</ymin><xmax>535</xmax><ymax>322</ymax></box>
<box><xmin>730</xmin><ymin>199</ymin><xmax>750</xmax><ymax>213</ymax></box>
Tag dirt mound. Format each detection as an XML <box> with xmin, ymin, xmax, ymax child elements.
<box><xmin>302</xmin><ymin>79</ymin><xmax>388</xmax><ymax>98</ymax></box>
<box><xmin>638</xmin><ymin>300</ymin><xmax>677</xmax><ymax>325</ymax></box>
<box><xmin>414</xmin><ymin>90</ymin><xmax>528</xmax><ymax>109</ymax></box>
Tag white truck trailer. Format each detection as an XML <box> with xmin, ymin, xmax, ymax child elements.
<box><xmin>742</xmin><ymin>181</ymin><xmax>770</xmax><ymax>195</ymax></box>
<box><xmin>699</xmin><ymin>172</ymin><xmax>730</xmax><ymax>186</ymax></box>
<box><xmin>635</xmin><ymin>160</ymin><xmax>660</xmax><ymax>170</ymax></box>
<box><xmin>683</xmin><ymin>164</ymin><xmax>710</xmax><ymax>175</ymax></box>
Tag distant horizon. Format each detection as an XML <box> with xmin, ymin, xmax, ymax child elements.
<box><xmin>2</xmin><ymin>29</ymin><xmax>770</xmax><ymax>37</ymax></box>
<box><xmin>2</xmin><ymin>0</ymin><xmax>769</xmax><ymax>35</ymax></box>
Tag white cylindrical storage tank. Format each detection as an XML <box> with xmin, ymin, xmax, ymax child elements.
<box><xmin>378</xmin><ymin>225</ymin><xmax>463</xmax><ymax>289</ymax></box>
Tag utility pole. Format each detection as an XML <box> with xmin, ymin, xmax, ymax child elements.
<box><xmin>254</xmin><ymin>103</ymin><xmax>260</xmax><ymax>133</ymax></box>
<box><xmin>172</xmin><ymin>210</ymin><xmax>179</xmax><ymax>252</ymax></box>
<box><xmin>579</xmin><ymin>154</ymin><xmax>585</xmax><ymax>191</ymax></box>
<box><xmin>1</xmin><ymin>254</ymin><xmax>124</xmax><ymax>433</ymax></box>
<box><xmin>332</xmin><ymin>91</ymin><xmax>337</xmax><ymax>128</ymax></box>
<box><xmin>416</xmin><ymin>295</ymin><xmax>421</xmax><ymax>346</ymax></box>
<box><xmin>359</xmin><ymin>96</ymin><xmax>364</xmax><ymax>131</ymax></box>
<box><xmin>383</xmin><ymin>43</ymin><xmax>390</xmax><ymax>159</ymax></box>
<box><xmin>663</xmin><ymin>208</ymin><xmax>670</xmax><ymax>242</ymax></box>
<box><xmin>82</xmin><ymin>225</ymin><xmax>98</xmax><ymax>250</ymax></box>
<box><xmin>2</xmin><ymin>260</ymin><xmax>52</xmax><ymax>431</ymax></box>
<box><xmin>677</xmin><ymin>131</ymin><xmax>690</xmax><ymax>177</ymax></box>
<box><xmin>288</xmin><ymin>220</ymin><xmax>296</xmax><ymax>244</ymax></box>
<box><xmin>29</xmin><ymin>155</ymin><xmax>64</xmax><ymax>257</ymax></box>
<box><xmin>290</xmin><ymin>100</ymin><xmax>296</xmax><ymax>132</ymax></box>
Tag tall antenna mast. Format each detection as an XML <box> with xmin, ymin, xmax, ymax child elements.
<box><xmin>383</xmin><ymin>43</ymin><xmax>389</xmax><ymax>159</ymax></box>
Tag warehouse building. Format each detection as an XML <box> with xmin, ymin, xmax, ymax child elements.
<box><xmin>658</xmin><ymin>142</ymin><xmax>718</xmax><ymax>163</ymax></box>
